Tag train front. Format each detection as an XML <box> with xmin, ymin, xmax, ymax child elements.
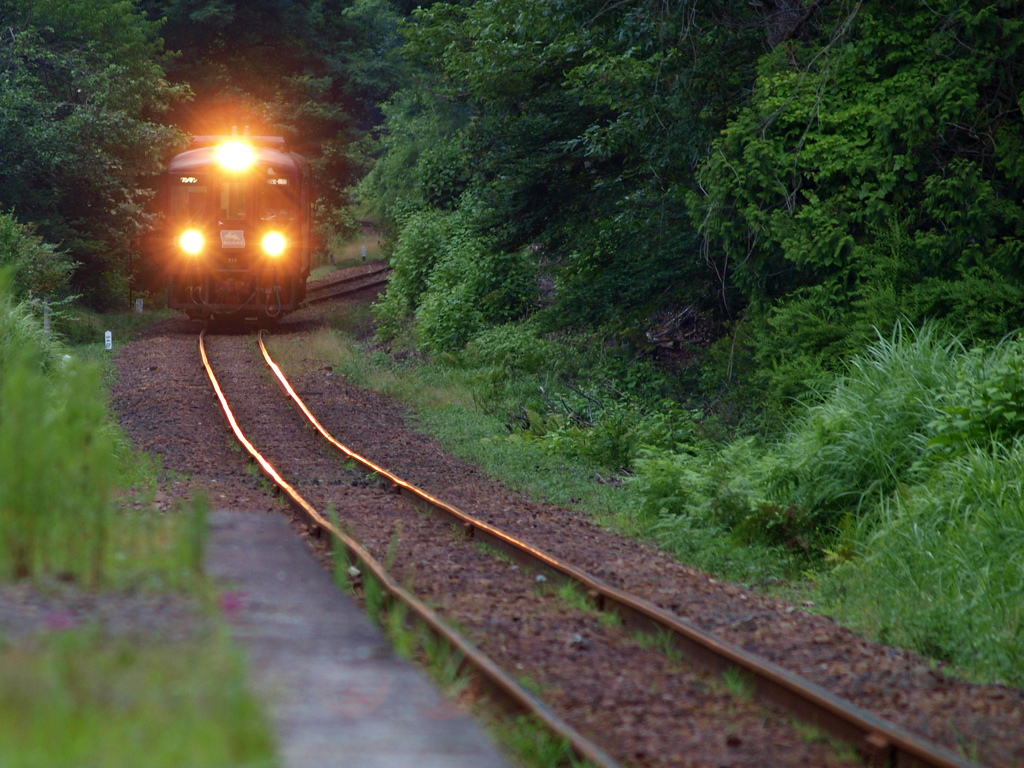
<box><xmin>164</xmin><ymin>136</ymin><xmax>312</xmax><ymax>320</ymax></box>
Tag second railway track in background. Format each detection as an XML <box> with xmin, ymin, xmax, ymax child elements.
<box><xmin>200</xmin><ymin>327</ymin><xmax>990</xmax><ymax>768</ymax></box>
<box><xmin>302</xmin><ymin>262</ymin><xmax>391</xmax><ymax>304</ymax></box>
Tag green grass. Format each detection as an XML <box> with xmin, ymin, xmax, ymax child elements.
<box><xmin>0</xmin><ymin>345</ymin><xmax>116</xmax><ymax>582</ymax></box>
<box><xmin>821</xmin><ymin>440</ymin><xmax>1024</xmax><ymax>686</ymax></box>
<box><xmin>0</xmin><ymin>627</ymin><xmax>276</xmax><ymax>768</ymax></box>
<box><xmin>720</xmin><ymin>667</ymin><xmax>755</xmax><ymax>700</ymax></box>
<box><xmin>491</xmin><ymin>715</ymin><xmax>598</xmax><ymax>768</ymax></box>
<box><xmin>549</xmin><ymin>581</ymin><xmax>621</xmax><ymax>627</ymax></box>
<box><xmin>632</xmin><ymin>628</ymin><xmax>684</xmax><ymax>664</ymax></box>
<box><xmin>59</xmin><ymin>305</ymin><xmax>177</xmax><ymax>354</ymax></box>
<box><xmin>0</xmin><ymin>292</ymin><xmax>278</xmax><ymax>766</ymax></box>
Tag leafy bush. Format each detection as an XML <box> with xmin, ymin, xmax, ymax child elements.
<box><xmin>692</xmin><ymin>1</ymin><xmax>1024</xmax><ymax>405</ymax></box>
<box><xmin>530</xmin><ymin>399</ymin><xmax>702</xmax><ymax>472</ymax></box>
<box><xmin>0</xmin><ymin>213</ymin><xmax>77</xmax><ymax>301</ymax></box>
<box><xmin>375</xmin><ymin>201</ymin><xmax>536</xmax><ymax>352</ymax></box>
<box><xmin>638</xmin><ymin>438</ymin><xmax>809</xmax><ymax>580</ymax></box>
<box><xmin>930</xmin><ymin>334</ymin><xmax>1024</xmax><ymax>455</ymax></box>
<box><xmin>414</xmin><ymin>222</ymin><xmax>490</xmax><ymax>352</ymax></box>
<box><xmin>461</xmin><ymin>322</ymin><xmax>567</xmax><ymax>377</ymax></box>
<box><xmin>373</xmin><ymin>208</ymin><xmax>451</xmax><ymax>340</ymax></box>
<box><xmin>471</xmin><ymin>324</ymin><xmax>702</xmax><ymax>470</ymax></box>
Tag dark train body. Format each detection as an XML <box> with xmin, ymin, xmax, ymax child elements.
<box><xmin>158</xmin><ymin>135</ymin><xmax>313</xmax><ymax>320</ymax></box>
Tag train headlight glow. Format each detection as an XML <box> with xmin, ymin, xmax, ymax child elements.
<box><xmin>262</xmin><ymin>232</ymin><xmax>286</xmax><ymax>257</ymax></box>
<box><xmin>216</xmin><ymin>141</ymin><xmax>255</xmax><ymax>171</ymax></box>
<box><xmin>180</xmin><ymin>229</ymin><xmax>204</xmax><ymax>255</ymax></box>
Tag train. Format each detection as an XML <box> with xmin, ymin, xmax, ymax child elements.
<box><xmin>157</xmin><ymin>134</ymin><xmax>313</xmax><ymax>321</ymax></box>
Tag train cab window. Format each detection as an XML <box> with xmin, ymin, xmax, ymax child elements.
<box><xmin>219</xmin><ymin>182</ymin><xmax>247</xmax><ymax>221</ymax></box>
<box><xmin>170</xmin><ymin>178</ymin><xmax>208</xmax><ymax>221</ymax></box>
<box><xmin>259</xmin><ymin>178</ymin><xmax>296</xmax><ymax>221</ymax></box>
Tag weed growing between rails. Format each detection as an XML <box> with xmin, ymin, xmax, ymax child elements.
<box><xmin>341</xmin><ymin>561</ymin><xmax>600</xmax><ymax>768</ymax></box>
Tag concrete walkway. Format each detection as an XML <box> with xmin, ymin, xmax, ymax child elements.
<box><xmin>206</xmin><ymin>510</ymin><xmax>514</xmax><ymax>768</ymax></box>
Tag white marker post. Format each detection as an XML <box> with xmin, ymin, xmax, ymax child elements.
<box><xmin>104</xmin><ymin>331</ymin><xmax>112</xmax><ymax>351</ymax></box>
<box><xmin>361</xmin><ymin>244</ymin><xmax>366</xmax><ymax>260</ymax></box>
<box><xmin>135</xmin><ymin>298</ymin><xmax>144</xmax><ymax>314</ymax></box>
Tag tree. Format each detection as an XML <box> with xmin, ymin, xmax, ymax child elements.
<box><xmin>0</xmin><ymin>0</ymin><xmax>185</xmax><ymax>308</ymax></box>
<box><xmin>360</xmin><ymin>0</ymin><xmax>774</xmax><ymax>337</ymax></box>
<box><xmin>693</xmin><ymin>0</ymin><xmax>1024</xmax><ymax>395</ymax></box>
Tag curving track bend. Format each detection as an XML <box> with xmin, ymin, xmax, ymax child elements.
<box><xmin>197</xmin><ymin>322</ymin><xmax>1006</xmax><ymax>768</ymax></box>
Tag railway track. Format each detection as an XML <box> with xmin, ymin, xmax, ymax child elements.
<box><xmin>196</xmin><ymin>326</ymin><xmax>992</xmax><ymax>768</ymax></box>
<box><xmin>303</xmin><ymin>263</ymin><xmax>390</xmax><ymax>304</ymax></box>
<box><xmin>199</xmin><ymin>329</ymin><xmax>618</xmax><ymax>768</ymax></box>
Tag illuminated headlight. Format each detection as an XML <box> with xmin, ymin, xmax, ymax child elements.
<box><xmin>180</xmin><ymin>229</ymin><xmax>204</xmax><ymax>255</ymax></box>
<box><xmin>217</xmin><ymin>141</ymin><xmax>255</xmax><ymax>171</ymax></box>
<box><xmin>262</xmin><ymin>232</ymin><xmax>287</xmax><ymax>257</ymax></box>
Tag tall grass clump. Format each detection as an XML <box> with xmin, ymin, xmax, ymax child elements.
<box><xmin>641</xmin><ymin>322</ymin><xmax>1024</xmax><ymax>683</ymax></box>
<box><xmin>0</xmin><ymin>275</ymin><xmax>62</xmax><ymax>371</ymax></box>
<box><xmin>643</xmin><ymin>324</ymin><xmax>961</xmax><ymax>564</ymax></box>
<box><xmin>0</xmin><ymin>285</ymin><xmax>117</xmax><ymax>583</ymax></box>
<box><xmin>823</xmin><ymin>441</ymin><xmax>1024</xmax><ymax>685</ymax></box>
<box><xmin>760</xmin><ymin>323</ymin><xmax>962</xmax><ymax>541</ymax></box>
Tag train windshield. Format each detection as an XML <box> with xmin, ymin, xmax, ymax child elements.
<box><xmin>170</xmin><ymin>176</ymin><xmax>208</xmax><ymax>221</ymax></box>
<box><xmin>259</xmin><ymin>177</ymin><xmax>296</xmax><ymax>221</ymax></box>
<box><xmin>219</xmin><ymin>181</ymin><xmax>248</xmax><ymax>222</ymax></box>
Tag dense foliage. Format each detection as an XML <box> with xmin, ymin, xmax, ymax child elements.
<box><xmin>0</xmin><ymin>213</ymin><xmax>77</xmax><ymax>302</ymax></box>
<box><xmin>362</xmin><ymin>0</ymin><xmax>1024</xmax><ymax>400</ymax></box>
<box><xmin>361</xmin><ymin>0</ymin><xmax>773</xmax><ymax>331</ymax></box>
<box><xmin>3</xmin><ymin>0</ymin><xmax>1023</xmax><ymax>687</ymax></box>
<box><xmin>0</xmin><ymin>0</ymin><xmax>185</xmax><ymax>308</ymax></box>
<box><xmin>697</xmin><ymin>0</ymin><xmax>1024</xmax><ymax>401</ymax></box>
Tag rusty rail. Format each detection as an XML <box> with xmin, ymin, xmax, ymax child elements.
<box><xmin>257</xmin><ymin>329</ymin><xmax>981</xmax><ymax>768</ymax></box>
<box><xmin>304</xmin><ymin>265</ymin><xmax>390</xmax><ymax>304</ymax></box>
<box><xmin>199</xmin><ymin>329</ymin><xmax>620</xmax><ymax>768</ymax></box>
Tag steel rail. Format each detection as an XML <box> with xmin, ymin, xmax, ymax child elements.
<box><xmin>303</xmin><ymin>275</ymin><xmax>390</xmax><ymax>305</ymax></box>
<box><xmin>257</xmin><ymin>329</ymin><xmax>982</xmax><ymax>768</ymax></box>
<box><xmin>304</xmin><ymin>267</ymin><xmax>390</xmax><ymax>304</ymax></box>
<box><xmin>199</xmin><ymin>330</ymin><xmax>620</xmax><ymax>768</ymax></box>
<box><xmin>308</xmin><ymin>263</ymin><xmax>389</xmax><ymax>291</ymax></box>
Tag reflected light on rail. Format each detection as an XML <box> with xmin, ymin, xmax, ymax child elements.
<box><xmin>180</xmin><ymin>229</ymin><xmax>204</xmax><ymax>255</ymax></box>
<box><xmin>217</xmin><ymin>141</ymin><xmax>255</xmax><ymax>171</ymax></box>
<box><xmin>262</xmin><ymin>231</ymin><xmax>286</xmax><ymax>257</ymax></box>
